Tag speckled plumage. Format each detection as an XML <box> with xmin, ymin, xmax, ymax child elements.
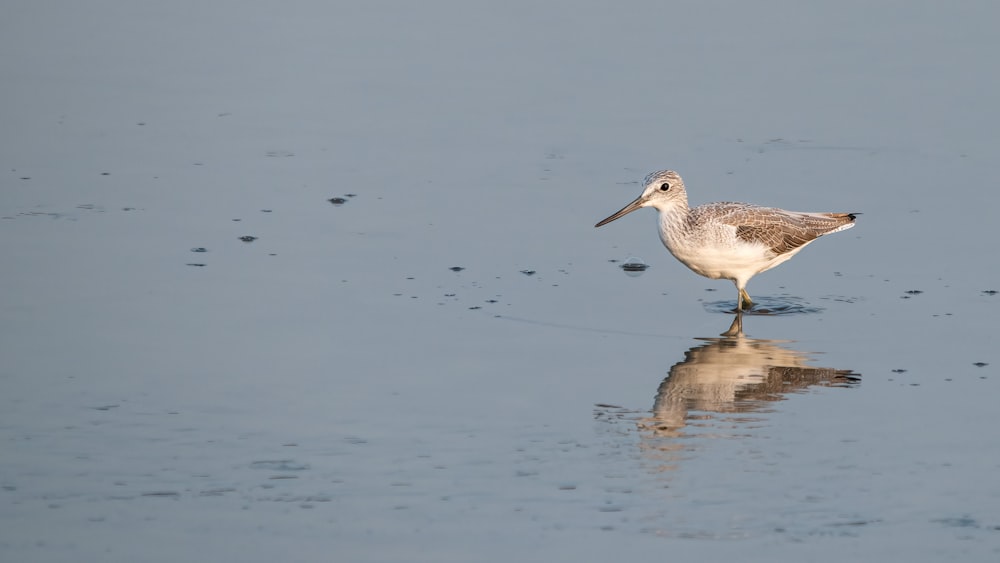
<box><xmin>596</xmin><ymin>170</ymin><xmax>857</xmax><ymax>311</ymax></box>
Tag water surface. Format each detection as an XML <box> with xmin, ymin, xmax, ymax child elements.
<box><xmin>2</xmin><ymin>2</ymin><xmax>999</xmax><ymax>562</ymax></box>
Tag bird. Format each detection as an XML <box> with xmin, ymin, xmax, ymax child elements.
<box><xmin>595</xmin><ymin>170</ymin><xmax>857</xmax><ymax>311</ymax></box>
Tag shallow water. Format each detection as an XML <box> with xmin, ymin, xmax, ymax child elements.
<box><xmin>3</xmin><ymin>2</ymin><xmax>1000</xmax><ymax>562</ymax></box>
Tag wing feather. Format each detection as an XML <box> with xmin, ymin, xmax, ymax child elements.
<box><xmin>691</xmin><ymin>203</ymin><xmax>856</xmax><ymax>255</ymax></box>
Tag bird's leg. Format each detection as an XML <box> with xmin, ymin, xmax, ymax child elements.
<box><xmin>739</xmin><ymin>288</ymin><xmax>754</xmax><ymax>311</ymax></box>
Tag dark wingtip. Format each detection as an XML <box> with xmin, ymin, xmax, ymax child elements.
<box><xmin>847</xmin><ymin>212</ymin><xmax>861</xmax><ymax>220</ymax></box>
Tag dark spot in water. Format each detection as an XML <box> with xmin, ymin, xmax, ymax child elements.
<box><xmin>830</xmin><ymin>519</ymin><xmax>879</xmax><ymax>527</ymax></box>
<box><xmin>92</xmin><ymin>405</ymin><xmax>119</xmax><ymax>411</ymax></box>
<box><xmin>137</xmin><ymin>122</ymin><xmax>146</xmax><ymax>126</ymax></box>
<box><xmin>238</xmin><ymin>235</ymin><xmax>257</xmax><ymax>243</ymax></box>
<box><xmin>934</xmin><ymin>516</ymin><xmax>979</xmax><ymax>528</ymax></box>
<box><xmin>141</xmin><ymin>491</ymin><xmax>180</xmax><ymax>497</ymax></box>
<box><xmin>232</xmin><ymin>218</ymin><xmax>241</xmax><ymax>222</ymax></box>
<box><xmin>186</xmin><ymin>263</ymin><xmax>206</xmax><ymax>267</ymax></box>
<box><xmin>520</xmin><ymin>269</ymin><xmax>536</xmax><ymax>276</ymax></box>
<box><xmin>468</xmin><ymin>306</ymin><xmax>481</xmax><ymax>310</ymax></box>
<box><xmin>973</xmin><ymin>362</ymin><xmax>988</xmax><ymax>367</ymax></box>
<box><xmin>905</xmin><ymin>290</ymin><xmax>923</xmax><ymax>295</ymax></box>
<box><xmin>328</xmin><ymin>197</ymin><xmax>347</xmax><ymax>206</ymax></box>
<box><xmin>449</xmin><ymin>266</ymin><xmax>465</xmax><ymax>272</ymax></box>
<box><xmin>485</xmin><ymin>299</ymin><xmax>498</xmax><ymax>303</ymax></box>
<box><xmin>345</xmin><ymin>193</ymin><xmax>357</xmax><ymax>198</ymax></box>
<box><xmin>199</xmin><ymin>488</ymin><xmax>236</xmax><ymax>496</ymax></box>
<box><xmin>100</xmin><ymin>172</ymin><xmax>110</xmax><ymax>176</ymax></box>
<box><xmin>122</xmin><ymin>207</ymin><xmax>136</xmax><ymax>211</ymax></box>
<box><xmin>984</xmin><ymin>290</ymin><xmax>998</xmax><ymax>296</ymax></box>
<box><xmin>444</xmin><ymin>293</ymin><xmax>455</xmax><ymax>297</ymax></box>
<box><xmin>621</xmin><ymin>261</ymin><xmax>648</xmax><ymax>272</ymax></box>
<box><xmin>892</xmin><ymin>369</ymin><xmax>907</xmax><ymax>373</ymax></box>
<box><xmin>261</xmin><ymin>209</ymin><xmax>272</xmax><ymax>213</ymax></box>
<box><xmin>20</xmin><ymin>177</ymin><xmax>30</xmax><ymax>180</ymax></box>
<box><xmin>190</xmin><ymin>247</ymin><xmax>207</xmax><ymax>253</ymax></box>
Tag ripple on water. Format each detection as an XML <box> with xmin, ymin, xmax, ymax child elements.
<box><xmin>249</xmin><ymin>459</ymin><xmax>309</xmax><ymax>471</ymax></box>
<box><xmin>702</xmin><ymin>295</ymin><xmax>824</xmax><ymax>315</ymax></box>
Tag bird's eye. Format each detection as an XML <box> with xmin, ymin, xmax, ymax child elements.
<box><xmin>659</xmin><ymin>183</ymin><xmax>670</xmax><ymax>191</ymax></box>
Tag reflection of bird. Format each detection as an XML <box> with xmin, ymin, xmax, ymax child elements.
<box><xmin>639</xmin><ymin>327</ymin><xmax>859</xmax><ymax>438</ymax></box>
<box><xmin>596</xmin><ymin>170</ymin><xmax>857</xmax><ymax>311</ymax></box>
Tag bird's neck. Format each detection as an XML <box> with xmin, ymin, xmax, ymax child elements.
<box><xmin>656</xmin><ymin>201</ymin><xmax>692</xmax><ymax>248</ymax></box>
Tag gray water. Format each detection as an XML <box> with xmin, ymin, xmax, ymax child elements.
<box><xmin>3</xmin><ymin>2</ymin><xmax>999</xmax><ymax>561</ymax></box>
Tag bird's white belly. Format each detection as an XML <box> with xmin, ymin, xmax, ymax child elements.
<box><xmin>663</xmin><ymin>239</ymin><xmax>804</xmax><ymax>281</ymax></box>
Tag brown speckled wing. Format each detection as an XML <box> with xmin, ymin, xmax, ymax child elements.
<box><xmin>705</xmin><ymin>204</ymin><xmax>856</xmax><ymax>255</ymax></box>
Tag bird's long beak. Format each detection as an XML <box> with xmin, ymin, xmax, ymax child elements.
<box><xmin>595</xmin><ymin>196</ymin><xmax>645</xmax><ymax>227</ymax></box>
